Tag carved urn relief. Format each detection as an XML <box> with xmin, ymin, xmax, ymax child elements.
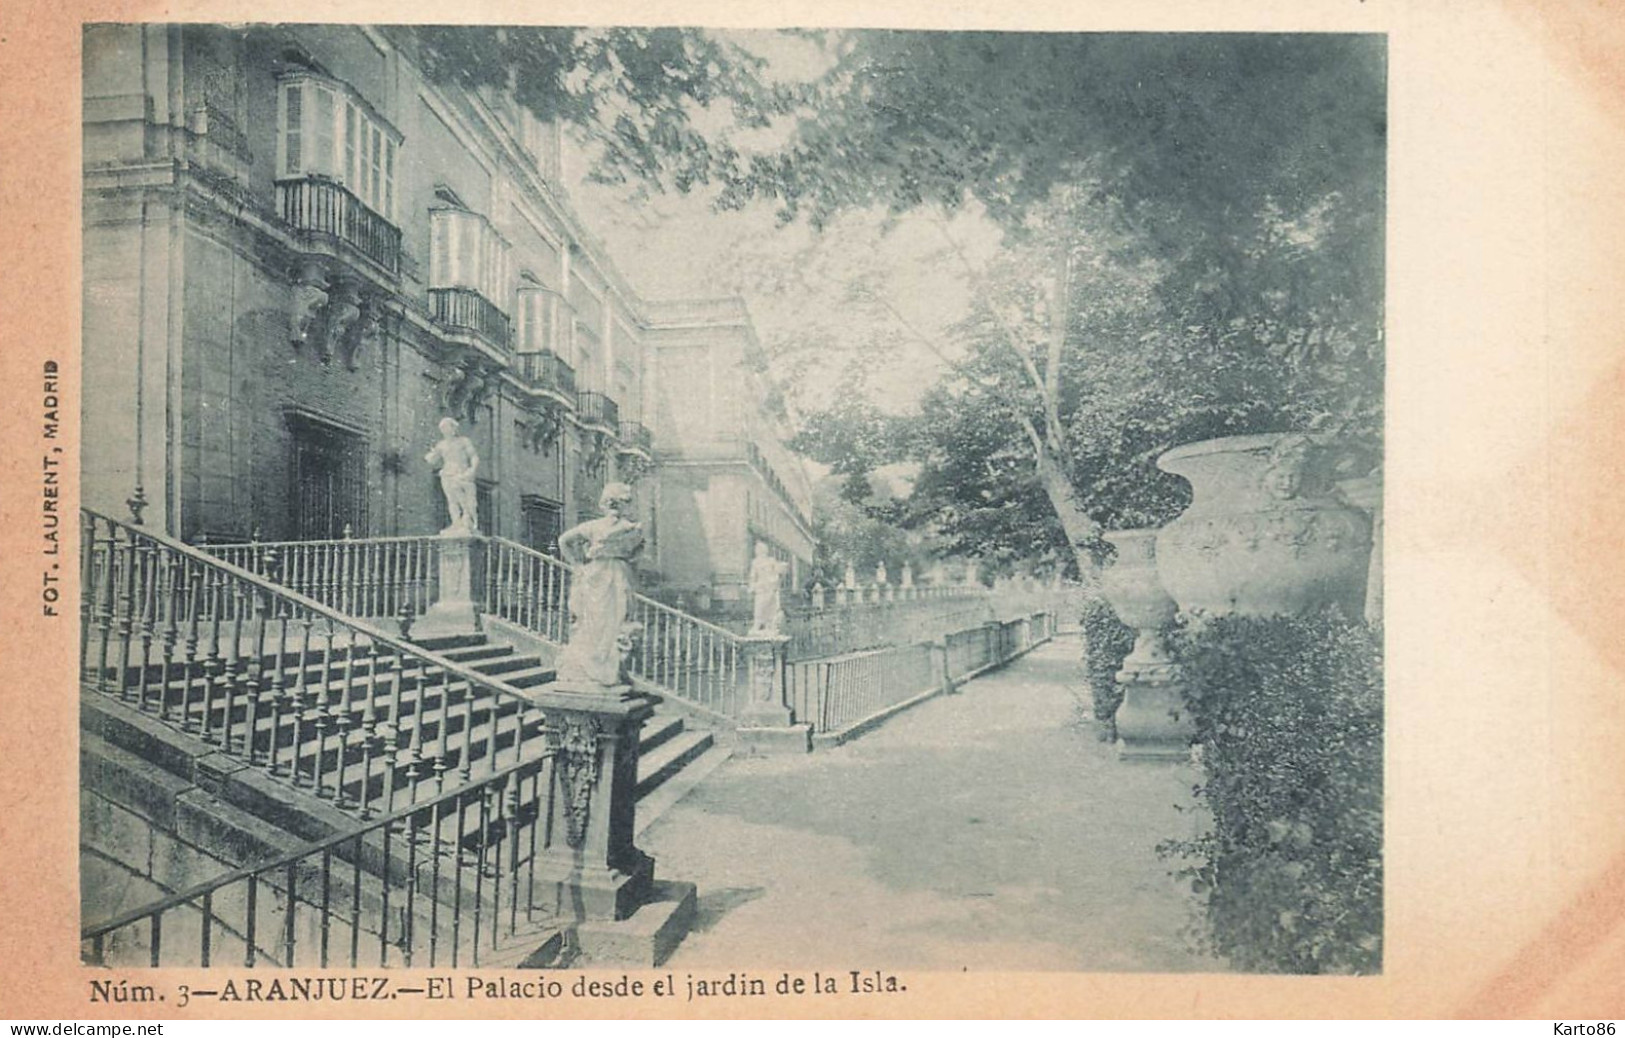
<box><xmin>1155</xmin><ymin>433</ymin><xmax>1373</xmax><ymax>618</ymax></box>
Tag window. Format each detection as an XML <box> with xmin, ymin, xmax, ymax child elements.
<box><xmin>515</xmin><ymin>286</ymin><xmax>561</xmax><ymax>353</ymax></box>
<box><xmin>277</xmin><ymin>72</ymin><xmax>400</xmax><ymax>221</ymax></box>
<box><xmin>521</xmin><ymin>495</ymin><xmax>563</xmax><ymax>555</ymax></box>
<box><xmin>430</xmin><ymin>207</ymin><xmax>511</xmax><ymax>307</ymax></box>
<box><xmin>288</xmin><ymin>416</ymin><xmax>369</xmax><ymax>540</ymax></box>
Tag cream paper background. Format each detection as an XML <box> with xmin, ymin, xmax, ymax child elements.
<box><xmin>0</xmin><ymin>0</ymin><xmax>1621</xmax><ymax>1019</ymax></box>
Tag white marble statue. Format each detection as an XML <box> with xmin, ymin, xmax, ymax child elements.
<box><xmin>748</xmin><ymin>542</ymin><xmax>786</xmax><ymax>636</ymax></box>
<box><xmin>876</xmin><ymin>561</ymin><xmax>889</xmax><ymax>586</ymax></box>
<box><xmin>425</xmin><ymin>417</ymin><xmax>480</xmax><ymax>535</ymax></box>
<box><xmin>843</xmin><ymin>563</ymin><xmax>857</xmax><ymax>590</ymax></box>
<box><xmin>553</xmin><ymin>483</ymin><xmax>645</xmax><ymax>689</ymax></box>
<box><xmin>901</xmin><ymin>562</ymin><xmax>914</xmax><ymax>588</ymax></box>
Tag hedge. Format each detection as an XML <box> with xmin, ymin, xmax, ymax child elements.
<box><xmin>1162</xmin><ymin>609</ymin><xmax>1383</xmax><ymax>974</ymax></box>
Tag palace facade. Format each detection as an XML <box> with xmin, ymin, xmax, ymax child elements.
<box><xmin>82</xmin><ymin>22</ymin><xmax>813</xmax><ymax>600</ymax></box>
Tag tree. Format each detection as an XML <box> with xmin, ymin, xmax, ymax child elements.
<box><xmin>411</xmin><ymin>26</ymin><xmax>798</xmax><ymax>194</ymax></box>
<box><xmin>729</xmin><ymin>32</ymin><xmax>1385</xmax><ymax>576</ymax></box>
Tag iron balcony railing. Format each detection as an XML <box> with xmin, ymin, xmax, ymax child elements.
<box><xmin>516</xmin><ymin>350</ymin><xmax>576</xmax><ymax>399</ymax></box>
<box><xmin>430</xmin><ymin>288</ymin><xmax>510</xmax><ymax>351</ymax></box>
<box><xmin>276</xmin><ymin>175</ymin><xmax>402</xmax><ymax>275</ymax></box>
<box><xmin>82</xmin><ymin>511</ymin><xmax>552</xmax><ymax>822</ymax></box>
<box><xmin>82</xmin><ymin>753</ymin><xmax>555</xmax><ymax>968</ymax></box>
<box><xmin>575</xmin><ymin>391</ymin><xmax>619</xmax><ymax>432</ymax></box>
<box><xmin>617</xmin><ymin>420</ymin><xmax>653</xmax><ymax>454</ymax></box>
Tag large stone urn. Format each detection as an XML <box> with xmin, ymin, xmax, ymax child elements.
<box><xmin>1155</xmin><ymin>433</ymin><xmax>1374</xmax><ymax>618</ymax></box>
<box><xmin>1100</xmin><ymin>528</ymin><xmax>1194</xmax><ymax>762</ymax></box>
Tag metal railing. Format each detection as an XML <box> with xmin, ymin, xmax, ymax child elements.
<box><xmin>786</xmin><ymin>611</ymin><xmax>1054</xmax><ymax>736</ymax></box>
<box><xmin>82</xmin><ymin>754</ymin><xmax>554</xmax><ymax>968</ymax></box>
<box><xmin>430</xmin><ymin>287</ymin><xmax>510</xmax><ymax>350</ymax></box>
<box><xmin>576</xmin><ymin>391</ymin><xmax>619</xmax><ymax>431</ymax></box>
<box><xmin>617</xmin><ymin>420</ymin><xmax>653</xmax><ymax>454</ymax></box>
<box><xmin>516</xmin><ymin>350</ymin><xmax>576</xmax><ymax>398</ymax></box>
<box><xmin>784</xmin><ymin>590</ymin><xmax>992</xmax><ymax>660</ymax></box>
<box><xmin>482</xmin><ymin>538</ymin><xmax>746</xmax><ymax>718</ymax></box>
<box><xmin>276</xmin><ymin>176</ymin><xmax>402</xmax><ymax>274</ymax></box>
<box><xmin>83</xmin><ymin>511</ymin><xmax>550</xmax><ymax>820</ymax></box>
<box><xmin>208</xmin><ymin>535</ymin><xmax>440</xmax><ymax>623</ymax></box>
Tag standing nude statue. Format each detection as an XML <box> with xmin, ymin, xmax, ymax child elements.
<box><xmin>426</xmin><ymin>417</ymin><xmax>480</xmax><ymax>535</ymax></box>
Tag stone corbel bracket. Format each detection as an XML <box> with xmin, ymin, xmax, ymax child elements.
<box><xmin>580</xmin><ymin>429</ymin><xmax>610</xmax><ymax>479</ymax></box>
<box><xmin>519</xmin><ymin>400</ymin><xmax>564</xmax><ymax>453</ymax></box>
<box><xmin>441</xmin><ymin>356</ymin><xmax>498</xmax><ymax>424</ymax></box>
<box><xmin>289</xmin><ymin>259</ymin><xmax>330</xmax><ymax>350</ymax></box>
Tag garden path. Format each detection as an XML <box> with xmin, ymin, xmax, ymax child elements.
<box><xmin>640</xmin><ymin>635</ymin><xmax>1218</xmax><ymax>972</ymax></box>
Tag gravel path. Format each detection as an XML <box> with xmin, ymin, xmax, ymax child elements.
<box><xmin>641</xmin><ymin>635</ymin><xmax>1217</xmax><ymax>972</ymax></box>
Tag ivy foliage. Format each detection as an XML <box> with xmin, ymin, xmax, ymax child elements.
<box><xmin>1163</xmin><ymin>610</ymin><xmax>1384</xmax><ymax>974</ymax></box>
<box><xmin>1079</xmin><ymin>594</ymin><xmax>1136</xmax><ymax>739</ymax></box>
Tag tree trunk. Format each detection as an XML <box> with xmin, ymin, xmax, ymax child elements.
<box><xmin>1036</xmin><ymin>443</ymin><xmax>1099</xmax><ymax>584</ymax></box>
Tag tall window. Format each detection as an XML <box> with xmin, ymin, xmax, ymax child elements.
<box><xmin>288</xmin><ymin>417</ymin><xmax>369</xmax><ymax>540</ymax></box>
<box><xmin>430</xmin><ymin>207</ymin><xmax>511</xmax><ymax>306</ymax></box>
<box><xmin>521</xmin><ymin>495</ymin><xmax>563</xmax><ymax>555</ymax></box>
<box><xmin>277</xmin><ymin>72</ymin><xmax>399</xmax><ymax>221</ymax></box>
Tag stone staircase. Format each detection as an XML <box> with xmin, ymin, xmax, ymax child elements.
<box><xmin>78</xmin><ymin>510</ymin><xmax>730</xmax><ymax>968</ymax></box>
<box><xmin>414</xmin><ymin>631</ymin><xmax>728</xmax><ymax>820</ymax></box>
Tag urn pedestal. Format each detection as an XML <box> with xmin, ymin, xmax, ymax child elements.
<box><xmin>1155</xmin><ymin>433</ymin><xmax>1373</xmax><ymax>618</ymax></box>
<box><xmin>1100</xmin><ymin>529</ymin><xmax>1194</xmax><ymax>762</ymax></box>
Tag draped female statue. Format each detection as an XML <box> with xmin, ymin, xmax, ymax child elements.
<box><xmin>553</xmin><ymin>483</ymin><xmax>644</xmax><ymax>689</ymax></box>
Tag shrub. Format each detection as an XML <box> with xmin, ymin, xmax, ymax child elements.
<box><xmin>1079</xmin><ymin>594</ymin><xmax>1137</xmax><ymax>740</ymax></box>
<box><xmin>1162</xmin><ymin>609</ymin><xmax>1383</xmax><ymax>974</ymax></box>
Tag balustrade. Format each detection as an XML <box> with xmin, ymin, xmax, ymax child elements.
<box><xmin>83</xmin><ymin>511</ymin><xmax>549</xmax><ymax>821</ymax></box>
<box><xmin>576</xmin><ymin>391</ymin><xmax>619</xmax><ymax>431</ymax></box>
<box><xmin>516</xmin><ymin>349</ymin><xmax>576</xmax><ymax>398</ymax></box>
<box><xmin>276</xmin><ymin>175</ymin><xmax>402</xmax><ymax>274</ymax></box>
<box><xmin>430</xmin><ymin>287</ymin><xmax>510</xmax><ymax>350</ymax></box>
<box><xmin>785</xmin><ymin>611</ymin><xmax>1054</xmax><ymax>737</ymax></box>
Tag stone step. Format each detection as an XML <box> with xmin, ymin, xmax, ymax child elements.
<box><xmin>638</xmin><ymin>713</ymin><xmax>686</xmax><ymax>756</ymax></box>
<box><xmin>635</xmin><ymin>729</ymin><xmax>714</xmax><ymax>801</ymax></box>
<box><xmin>438</xmin><ymin>644</ymin><xmax>516</xmax><ymax>665</ymax></box>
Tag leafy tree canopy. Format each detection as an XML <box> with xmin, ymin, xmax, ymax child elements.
<box><xmin>411</xmin><ymin>26</ymin><xmax>801</xmax><ymax>195</ymax></box>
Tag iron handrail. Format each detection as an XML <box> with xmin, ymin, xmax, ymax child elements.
<box><xmin>85</xmin><ymin>511</ymin><xmax>546</xmax><ymax>741</ymax></box>
<box><xmin>80</xmin><ymin>753</ymin><xmax>540</xmax><ymax>942</ymax></box>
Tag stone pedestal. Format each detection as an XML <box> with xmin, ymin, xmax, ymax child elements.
<box><xmin>736</xmin><ymin>634</ymin><xmax>809</xmax><ymax>753</ymax></box>
<box><xmin>738</xmin><ymin>634</ymin><xmax>792</xmax><ymax>726</ymax></box>
<box><xmin>1115</xmin><ymin>663</ymin><xmax>1195</xmax><ymax>762</ymax></box>
<box><xmin>416</xmin><ymin>535</ymin><xmax>481</xmax><ymax>634</ymax></box>
<box><xmin>528</xmin><ymin>685</ymin><xmax>657</xmax><ymax>921</ymax></box>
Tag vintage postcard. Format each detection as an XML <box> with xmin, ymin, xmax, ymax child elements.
<box><xmin>1</xmin><ymin>0</ymin><xmax>1623</xmax><ymax>1022</ymax></box>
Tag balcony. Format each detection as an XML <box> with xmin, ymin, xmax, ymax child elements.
<box><xmin>275</xmin><ymin>175</ymin><xmax>401</xmax><ymax>275</ymax></box>
<box><xmin>430</xmin><ymin>287</ymin><xmax>510</xmax><ymax>352</ymax></box>
<box><xmin>517</xmin><ymin>350</ymin><xmax>576</xmax><ymax>401</ymax></box>
<box><xmin>577</xmin><ymin>391</ymin><xmax>619</xmax><ymax>432</ymax></box>
<box><xmin>617</xmin><ymin>420</ymin><xmax>653</xmax><ymax>456</ymax></box>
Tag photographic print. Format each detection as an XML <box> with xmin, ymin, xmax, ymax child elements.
<box><xmin>75</xmin><ymin>22</ymin><xmax>1386</xmax><ymax>979</ymax></box>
